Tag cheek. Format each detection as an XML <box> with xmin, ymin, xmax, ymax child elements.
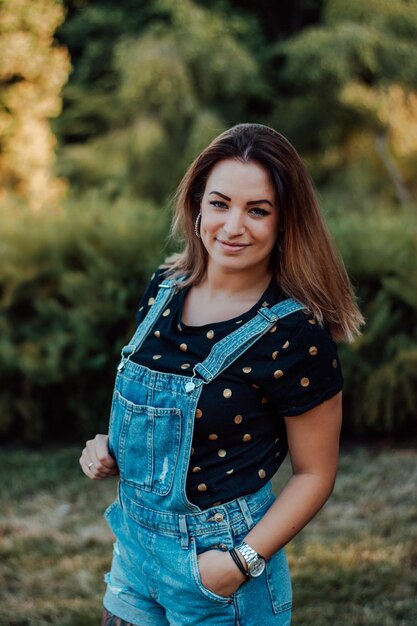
<box><xmin>201</xmin><ymin>213</ymin><xmax>220</xmax><ymax>235</ymax></box>
<box><xmin>258</xmin><ymin>224</ymin><xmax>278</xmax><ymax>248</ymax></box>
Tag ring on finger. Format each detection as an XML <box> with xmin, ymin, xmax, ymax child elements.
<box><xmin>88</xmin><ymin>462</ymin><xmax>95</xmax><ymax>470</ymax></box>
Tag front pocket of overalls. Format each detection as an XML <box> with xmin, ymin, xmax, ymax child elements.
<box><xmin>189</xmin><ymin>539</ymin><xmax>233</xmax><ymax>605</ymax></box>
<box><xmin>265</xmin><ymin>547</ymin><xmax>292</xmax><ymax>614</ymax></box>
<box><xmin>110</xmin><ymin>390</ymin><xmax>181</xmax><ymax>496</ymax></box>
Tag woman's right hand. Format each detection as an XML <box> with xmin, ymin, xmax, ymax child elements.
<box><xmin>79</xmin><ymin>434</ymin><xmax>119</xmax><ymax>480</ymax></box>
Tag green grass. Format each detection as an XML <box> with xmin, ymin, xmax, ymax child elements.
<box><xmin>0</xmin><ymin>445</ymin><xmax>416</xmax><ymax>625</ymax></box>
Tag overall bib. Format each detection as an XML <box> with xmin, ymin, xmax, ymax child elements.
<box><xmin>103</xmin><ymin>278</ymin><xmax>305</xmax><ymax>626</ymax></box>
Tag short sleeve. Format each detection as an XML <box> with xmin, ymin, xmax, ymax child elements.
<box><xmin>134</xmin><ymin>268</ymin><xmax>165</xmax><ymax>326</ymax></box>
<box><xmin>263</xmin><ymin>314</ymin><xmax>343</xmax><ymax>417</ymax></box>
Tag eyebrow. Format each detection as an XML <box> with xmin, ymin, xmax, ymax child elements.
<box><xmin>209</xmin><ymin>191</ymin><xmax>273</xmax><ymax>207</ymax></box>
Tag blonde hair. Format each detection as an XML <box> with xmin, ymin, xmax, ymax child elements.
<box><xmin>165</xmin><ymin>123</ymin><xmax>364</xmax><ymax>342</ymax></box>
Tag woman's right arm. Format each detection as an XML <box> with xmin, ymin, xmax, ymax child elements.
<box><xmin>79</xmin><ymin>434</ymin><xmax>119</xmax><ymax>480</ymax></box>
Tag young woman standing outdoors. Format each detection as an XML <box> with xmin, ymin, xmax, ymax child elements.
<box><xmin>80</xmin><ymin>123</ymin><xmax>363</xmax><ymax>626</ymax></box>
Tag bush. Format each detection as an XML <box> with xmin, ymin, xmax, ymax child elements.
<box><xmin>0</xmin><ymin>193</ymin><xmax>169</xmax><ymax>442</ymax></box>
<box><xmin>328</xmin><ymin>205</ymin><xmax>417</xmax><ymax>437</ymax></box>
<box><xmin>0</xmin><ymin>194</ymin><xmax>416</xmax><ymax>442</ymax></box>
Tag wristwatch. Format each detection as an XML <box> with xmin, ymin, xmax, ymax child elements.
<box><xmin>235</xmin><ymin>541</ymin><xmax>266</xmax><ymax>578</ymax></box>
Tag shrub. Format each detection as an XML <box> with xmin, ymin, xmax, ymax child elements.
<box><xmin>0</xmin><ymin>193</ymin><xmax>169</xmax><ymax>442</ymax></box>
<box><xmin>328</xmin><ymin>206</ymin><xmax>417</xmax><ymax>437</ymax></box>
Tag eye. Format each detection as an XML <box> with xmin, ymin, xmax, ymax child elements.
<box><xmin>249</xmin><ymin>207</ymin><xmax>270</xmax><ymax>217</ymax></box>
<box><xmin>209</xmin><ymin>200</ymin><xmax>228</xmax><ymax>209</ymax></box>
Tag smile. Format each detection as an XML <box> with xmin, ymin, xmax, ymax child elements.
<box><xmin>216</xmin><ymin>239</ymin><xmax>250</xmax><ymax>253</ymax></box>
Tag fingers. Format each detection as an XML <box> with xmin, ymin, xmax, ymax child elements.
<box><xmin>79</xmin><ymin>434</ymin><xmax>119</xmax><ymax>480</ymax></box>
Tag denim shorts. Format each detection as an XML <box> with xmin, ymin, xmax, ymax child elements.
<box><xmin>103</xmin><ymin>481</ymin><xmax>292</xmax><ymax>626</ymax></box>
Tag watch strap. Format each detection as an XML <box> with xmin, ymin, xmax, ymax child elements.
<box><xmin>235</xmin><ymin>541</ymin><xmax>264</xmax><ymax>567</ymax></box>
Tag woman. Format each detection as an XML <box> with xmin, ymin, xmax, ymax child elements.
<box><xmin>80</xmin><ymin>123</ymin><xmax>363</xmax><ymax>626</ymax></box>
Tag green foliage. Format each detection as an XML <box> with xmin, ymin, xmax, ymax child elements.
<box><xmin>0</xmin><ymin>195</ymin><xmax>169</xmax><ymax>442</ymax></box>
<box><xmin>271</xmin><ymin>0</ymin><xmax>417</xmax><ymax>203</ymax></box>
<box><xmin>57</xmin><ymin>0</ymin><xmax>263</xmax><ymax>201</ymax></box>
<box><xmin>328</xmin><ymin>206</ymin><xmax>417</xmax><ymax>436</ymax></box>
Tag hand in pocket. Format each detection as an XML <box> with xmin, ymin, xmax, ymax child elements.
<box><xmin>197</xmin><ymin>549</ymin><xmax>247</xmax><ymax>598</ymax></box>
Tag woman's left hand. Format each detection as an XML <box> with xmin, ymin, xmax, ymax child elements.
<box><xmin>197</xmin><ymin>549</ymin><xmax>247</xmax><ymax>598</ymax></box>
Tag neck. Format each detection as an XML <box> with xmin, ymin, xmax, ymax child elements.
<box><xmin>203</xmin><ymin>262</ymin><xmax>272</xmax><ymax>298</ymax></box>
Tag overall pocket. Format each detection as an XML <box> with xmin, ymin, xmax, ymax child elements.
<box><xmin>109</xmin><ymin>389</ymin><xmax>181</xmax><ymax>496</ymax></box>
<box><xmin>265</xmin><ymin>547</ymin><xmax>292</xmax><ymax>615</ymax></box>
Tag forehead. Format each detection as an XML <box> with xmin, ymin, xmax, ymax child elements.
<box><xmin>204</xmin><ymin>159</ymin><xmax>274</xmax><ymax>199</ymax></box>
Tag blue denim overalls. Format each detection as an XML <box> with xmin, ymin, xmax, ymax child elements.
<box><xmin>103</xmin><ymin>277</ymin><xmax>305</xmax><ymax>625</ymax></box>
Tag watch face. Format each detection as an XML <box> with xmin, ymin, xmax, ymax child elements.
<box><xmin>249</xmin><ymin>557</ymin><xmax>266</xmax><ymax>577</ymax></box>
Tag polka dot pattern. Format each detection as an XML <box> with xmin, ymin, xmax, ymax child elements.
<box><xmin>134</xmin><ymin>268</ymin><xmax>343</xmax><ymax>509</ymax></box>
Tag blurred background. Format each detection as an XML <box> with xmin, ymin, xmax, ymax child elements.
<box><xmin>0</xmin><ymin>1</ymin><xmax>416</xmax><ymax>624</ymax></box>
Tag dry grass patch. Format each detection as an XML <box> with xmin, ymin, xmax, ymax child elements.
<box><xmin>0</xmin><ymin>445</ymin><xmax>416</xmax><ymax>625</ymax></box>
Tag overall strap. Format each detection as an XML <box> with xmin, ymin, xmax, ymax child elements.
<box><xmin>190</xmin><ymin>299</ymin><xmax>305</xmax><ymax>386</ymax></box>
<box><xmin>117</xmin><ymin>276</ymin><xmax>183</xmax><ymax>372</ymax></box>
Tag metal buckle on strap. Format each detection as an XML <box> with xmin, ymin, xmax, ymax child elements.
<box><xmin>194</xmin><ymin>362</ymin><xmax>214</xmax><ymax>383</ymax></box>
<box><xmin>257</xmin><ymin>307</ymin><xmax>279</xmax><ymax>323</ymax></box>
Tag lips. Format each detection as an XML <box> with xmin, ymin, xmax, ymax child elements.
<box><xmin>216</xmin><ymin>238</ymin><xmax>250</xmax><ymax>251</ymax></box>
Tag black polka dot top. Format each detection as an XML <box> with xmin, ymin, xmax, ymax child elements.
<box><xmin>130</xmin><ymin>270</ymin><xmax>343</xmax><ymax>509</ymax></box>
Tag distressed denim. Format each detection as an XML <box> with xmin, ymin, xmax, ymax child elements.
<box><xmin>103</xmin><ymin>278</ymin><xmax>304</xmax><ymax>625</ymax></box>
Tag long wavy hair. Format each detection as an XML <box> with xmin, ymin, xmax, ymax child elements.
<box><xmin>165</xmin><ymin>123</ymin><xmax>364</xmax><ymax>342</ymax></box>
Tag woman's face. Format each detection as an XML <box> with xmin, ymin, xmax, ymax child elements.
<box><xmin>199</xmin><ymin>159</ymin><xmax>279</xmax><ymax>276</ymax></box>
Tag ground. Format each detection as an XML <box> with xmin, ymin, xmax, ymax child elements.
<box><xmin>0</xmin><ymin>444</ymin><xmax>416</xmax><ymax>626</ymax></box>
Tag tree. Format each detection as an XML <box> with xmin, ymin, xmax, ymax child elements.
<box><xmin>57</xmin><ymin>0</ymin><xmax>263</xmax><ymax>202</ymax></box>
<box><xmin>0</xmin><ymin>0</ymin><xmax>70</xmax><ymax>210</ymax></box>
<box><xmin>272</xmin><ymin>0</ymin><xmax>417</xmax><ymax>203</ymax></box>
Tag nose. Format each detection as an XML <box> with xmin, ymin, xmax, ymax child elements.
<box><xmin>223</xmin><ymin>208</ymin><xmax>245</xmax><ymax>237</ymax></box>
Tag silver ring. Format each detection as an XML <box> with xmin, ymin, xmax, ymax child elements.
<box><xmin>88</xmin><ymin>462</ymin><xmax>95</xmax><ymax>470</ymax></box>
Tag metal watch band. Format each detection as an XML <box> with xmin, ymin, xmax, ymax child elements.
<box><xmin>236</xmin><ymin>541</ymin><xmax>259</xmax><ymax>565</ymax></box>
<box><xmin>235</xmin><ymin>541</ymin><xmax>266</xmax><ymax>577</ymax></box>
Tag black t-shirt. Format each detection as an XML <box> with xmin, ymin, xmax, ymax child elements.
<box><xmin>130</xmin><ymin>270</ymin><xmax>343</xmax><ymax>509</ymax></box>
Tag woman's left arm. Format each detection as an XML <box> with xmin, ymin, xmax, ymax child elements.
<box><xmin>197</xmin><ymin>391</ymin><xmax>342</xmax><ymax>596</ymax></box>
<box><xmin>243</xmin><ymin>390</ymin><xmax>343</xmax><ymax>559</ymax></box>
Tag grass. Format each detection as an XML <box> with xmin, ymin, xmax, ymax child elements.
<box><xmin>0</xmin><ymin>444</ymin><xmax>416</xmax><ymax>625</ymax></box>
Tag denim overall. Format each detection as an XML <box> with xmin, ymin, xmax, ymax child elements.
<box><xmin>103</xmin><ymin>278</ymin><xmax>305</xmax><ymax>626</ymax></box>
